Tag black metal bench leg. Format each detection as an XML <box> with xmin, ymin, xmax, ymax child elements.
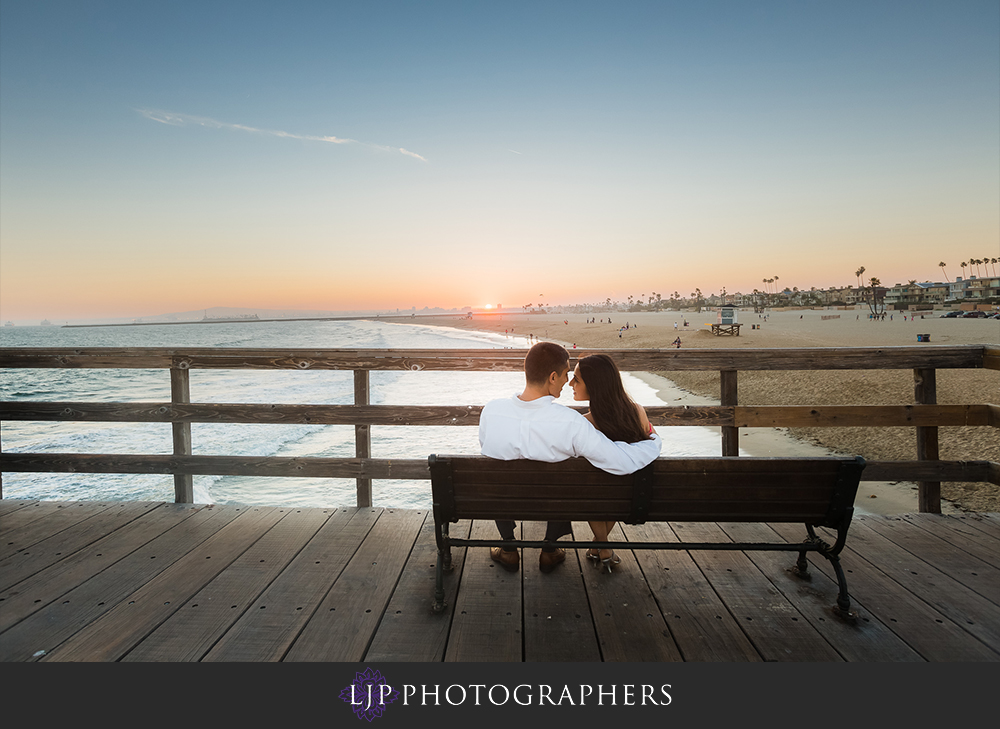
<box><xmin>432</xmin><ymin>548</ymin><xmax>447</xmax><ymax>613</ymax></box>
<box><xmin>792</xmin><ymin>546</ymin><xmax>811</xmax><ymax>579</ymax></box>
<box><xmin>828</xmin><ymin>554</ymin><xmax>858</xmax><ymax>622</ymax></box>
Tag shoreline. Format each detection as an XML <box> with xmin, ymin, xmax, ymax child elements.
<box><xmin>378</xmin><ymin>308</ymin><xmax>997</xmax><ymax>514</ymax></box>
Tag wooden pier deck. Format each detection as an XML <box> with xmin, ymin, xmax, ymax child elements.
<box><xmin>2</xmin><ymin>498</ymin><xmax>999</xmax><ymax>662</ymax></box>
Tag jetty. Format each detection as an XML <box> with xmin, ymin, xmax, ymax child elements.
<box><xmin>1</xmin><ymin>345</ymin><xmax>998</xmax><ymax>661</ymax></box>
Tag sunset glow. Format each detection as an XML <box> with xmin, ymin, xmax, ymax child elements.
<box><xmin>1</xmin><ymin>2</ymin><xmax>997</xmax><ymax>323</ymax></box>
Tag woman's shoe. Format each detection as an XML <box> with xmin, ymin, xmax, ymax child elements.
<box><xmin>585</xmin><ymin>545</ymin><xmax>601</xmax><ymax>564</ymax></box>
<box><xmin>600</xmin><ymin>550</ymin><xmax>621</xmax><ymax>574</ymax></box>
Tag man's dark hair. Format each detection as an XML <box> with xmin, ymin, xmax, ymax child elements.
<box><xmin>524</xmin><ymin>342</ymin><xmax>569</xmax><ymax>385</ymax></box>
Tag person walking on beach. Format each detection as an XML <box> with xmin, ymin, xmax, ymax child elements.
<box><xmin>570</xmin><ymin>354</ymin><xmax>657</xmax><ymax>572</ymax></box>
<box><xmin>479</xmin><ymin>342</ymin><xmax>661</xmax><ymax>573</ymax></box>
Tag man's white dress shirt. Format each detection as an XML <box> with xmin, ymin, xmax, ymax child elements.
<box><xmin>479</xmin><ymin>394</ymin><xmax>661</xmax><ymax>475</ymax></box>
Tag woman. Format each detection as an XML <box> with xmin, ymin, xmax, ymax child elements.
<box><xmin>569</xmin><ymin>354</ymin><xmax>655</xmax><ymax>573</ymax></box>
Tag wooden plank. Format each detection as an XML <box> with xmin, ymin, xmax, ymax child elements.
<box><xmin>0</xmin><ymin>401</ymin><xmax>488</xmax><ymax>425</ymax></box>
<box><xmin>520</xmin><ymin>521</ymin><xmax>601</xmax><ymax>662</ymax></box>
<box><xmin>0</xmin><ymin>501</ymin><xmax>160</xmax><ymax>591</ymax></box>
<box><xmin>914</xmin><ymin>367</ymin><xmax>941</xmax><ymax>513</ymax></box>
<box><xmin>951</xmin><ymin>513</ymin><xmax>1000</xmax><ymax>541</ymax></box>
<box><xmin>0</xmin><ymin>499</ymin><xmax>39</xmax><ymax>516</ymax></box>
<box><xmin>4</xmin><ymin>401</ymin><xmax>993</xmax><ymax>429</ymax></box>
<box><xmin>733</xmin><ymin>404</ymin><xmax>992</xmax><ymax>428</ymax></box>
<box><xmin>0</xmin><ymin>453</ymin><xmax>431</xmax><ymax>480</ymax></box>
<box><xmin>444</xmin><ymin>519</ymin><xmax>523</xmax><ymax>662</ymax></box>
<box><xmin>5</xmin><ymin>454</ymin><xmax>990</xmax><ymax>486</ymax></box>
<box><xmin>899</xmin><ymin>514</ymin><xmax>1000</xmax><ymax>570</ymax></box>
<box><xmin>170</xmin><ymin>367</ymin><xmax>193</xmax><ymax>503</ymax></box>
<box><xmin>619</xmin><ymin>520</ymin><xmax>763</xmax><ymax>661</ymax></box>
<box><xmin>578</xmin><ymin>523</ymin><xmax>684</xmax><ymax>662</ymax></box>
<box><xmin>853</xmin><ymin>516</ymin><xmax>1000</xmax><ymax>609</ymax></box>
<box><xmin>43</xmin><ymin>506</ymin><xmax>288</xmax><ymax>661</ymax></box>
<box><xmin>862</xmin><ymin>460</ymin><xmax>995</xmax><ymax>483</ymax></box>
<box><xmin>1</xmin><ymin>344</ymin><xmax>987</xmax><ymax>371</ymax></box>
<box><xmin>283</xmin><ymin>508</ymin><xmax>425</xmax><ymax>662</ymax></box>
<box><xmin>121</xmin><ymin>507</ymin><xmax>331</xmax><ymax>661</ymax></box>
<box><xmin>720</xmin><ymin>521</ymin><xmax>923</xmax><ymax>661</ymax></box>
<box><xmin>365</xmin><ymin>516</ymin><xmax>472</xmax><ymax>662</ymax></box>
<box><xmin>354</xmin><ymin>369</ymin><xmax>372</xmax><ymax>508</ymax></box>
<box><xmin>720</xmin><ymin>370</ymin><xmax>738</xmax><ymax>456</ymax></box>
<box><xmin>0</xmin><ymin>504</ymin><xmax>243</xmax><ymax>662</ymax></box>
<box><xmin>201</xmin><ymin>507</ymin><xmax>380</xmax><ymax>661</ymax></box>
<box><xmin>0</xmin><ymin>501</ymin><xmax>118</xmax><ymax>561</ymax></box>
<box><xmin>983</xmin><ymin>345</ymin><xmax>1000</xmax><ymax>371</ymax></box>
<box><xmin>769</xmin><ymin>521</ymin><xmax>1000</xmax><ymax>661</ymax></box>
<box><xmin>670</xmin><ymin>521</ymin><xmax>843</xmax><ymax>661</ymax></box>
<box><xmin>0</xmin><ymin>504</ymin><xmax>205</xmax><ymax>633</ymax></box>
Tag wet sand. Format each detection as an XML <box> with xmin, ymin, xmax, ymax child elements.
<box><xmin>385</xmin><ymin>307</ymin><xmax>999</xmax><ymax>514</ymax></box>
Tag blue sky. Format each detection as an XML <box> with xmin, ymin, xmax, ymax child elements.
<box><xmin>1</xmin><ymin>1</ymin><xmax>998</xmax><ymax>320</ymax></box>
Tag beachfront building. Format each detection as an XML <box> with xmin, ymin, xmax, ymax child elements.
<box><xmin>885</xmin><ymin>282</ymin><xmax>950</xmax><ymax>309</ymax></box>
<box><xmin>966</xmin><ymin>275</ymin><xmax>1000</xmax><ymax>301</ymax></box>
<box><xmin>949</xmin><ymin>277</ymin><xmax>973</xmax><ymax>301</ymax></box>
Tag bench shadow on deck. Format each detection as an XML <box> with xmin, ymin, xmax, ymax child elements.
<box><xmin>2</xmin><ymin>499</ymin><xmax>999</xmax><ymax>662</ymax></box>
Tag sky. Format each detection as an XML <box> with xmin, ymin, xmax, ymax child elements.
<box><xmin>1</xmin><ymin>1</ymin><xmax>998</xmax><ymax>322</ymax></box>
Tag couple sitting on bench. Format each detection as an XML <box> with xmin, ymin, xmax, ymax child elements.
<box><xmin>479</xmin><ymin>341</ymin><xmax>661</xmax><ymax>573</ymax></box>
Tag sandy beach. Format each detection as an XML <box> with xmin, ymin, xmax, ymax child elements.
<box><xmin>389</xmin><ymin>307</ymin><xmax>999</xmax><ymax>514</ymax></box>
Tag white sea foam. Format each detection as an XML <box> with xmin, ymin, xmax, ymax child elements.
<box><xmin>1</xmin><ymin>319</ymin><xmax>727</xmax><ymax>507</ymax></box>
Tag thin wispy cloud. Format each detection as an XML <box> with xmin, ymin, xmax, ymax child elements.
<box><xmin>136</xmin><ymin>109</ymin><xmax>427</xmax><ymax>161</ymax></box>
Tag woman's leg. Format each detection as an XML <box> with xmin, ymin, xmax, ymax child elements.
<box><xmin>587</xmin><ymin>520</ymin><xmax>608</xmax><ymax>560</ymax></box>
<box><xmin>600</xmin><ymin>522</ymin><xmax>616</xmax><ymax>561</ymax></box>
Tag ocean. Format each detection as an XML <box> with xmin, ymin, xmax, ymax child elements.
<box><xmin>0</xmin><ymin>318</ymin><xmax>727</xmax><ymax>508</ymax></box>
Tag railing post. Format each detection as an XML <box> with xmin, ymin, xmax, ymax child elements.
<box><xmin>170</xmin><ymin>366</ymin><xmax>194</xmax><ymax>503</ymax></box>
<box><xmin>721</xmin><ymin>370</ymin><xmax>739</xmax><ymax>456</ymax></box>
<box><xmin>354</xmin><ymin>369</ymin><xmax>372</xmax><ymax>507</ymax></box>
<box><xmin>914</xmin><ymin>367</ymin><xmax>941</xmax><ymax>513</ymax></box>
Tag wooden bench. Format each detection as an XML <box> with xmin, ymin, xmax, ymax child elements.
<box><xmin>428</xmin><ymin>454</ymin><xmax>866</xmax><ymax>620</ymax></box>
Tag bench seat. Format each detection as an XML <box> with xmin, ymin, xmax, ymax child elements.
<box><xmin>428</xmin><ymin>455</ymin><xmax>866</xmax><ymax>620</ymax></box>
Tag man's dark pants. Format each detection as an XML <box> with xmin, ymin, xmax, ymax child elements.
<box><xmin>495</xmin><ymin>520</ymin><xmax>571</xmax><ymax>552</ymax></box>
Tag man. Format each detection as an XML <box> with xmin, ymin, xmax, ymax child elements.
<box><xmin>479</xmin><ymin>341</ymin><xmax>662</xmax><ymax>573</ymax></box>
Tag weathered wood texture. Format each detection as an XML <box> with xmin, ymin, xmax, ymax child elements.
<box><xmin>2</xmin><ymin>346</ymin><xmax>997</xmax><ymax>513</ymax></box>
<box><xmin>1</xmin><ymin>401</ymin><xmax>992</xmax><ymax>427</ymax></box>
<box><xmin>5</xmin><ymin>501</ymin><xmax>997</xmax><ymax>662</ymax></box>
<box><xmin>0</xmin><ymin>344</ymin><xmax>989</xmax><ymax>371</ymax></box>
<box><xmin>1</xmin><ymin>453</ymin><xmax>996</xmax><ymax>485</ymax></box>
<box><xmin>432</xmin><ymin>456</ymin><xmax>862</xmax><ymax>524</ymax></box>
<box><xmin>169</xmin><ymin>367</ymin><xmax>193</xmax><ymax>503</ymax></box>
<box><xmin>914</xmin><ymin>368</ymin><xmax>941</xmax><ymax>513</ymax></box>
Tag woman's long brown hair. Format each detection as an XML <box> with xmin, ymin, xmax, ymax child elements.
<box><xmin>577</xmin><ymin>354</ymin><xmax>649</xmax><ymax>443</ymax></box>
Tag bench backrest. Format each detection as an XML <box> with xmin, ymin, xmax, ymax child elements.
<box><xmin>429</xmin><ymin>455</ymin><xmax>865</xmax><ymax>529</ymax></box>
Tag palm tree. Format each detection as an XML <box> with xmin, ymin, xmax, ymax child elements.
<box><xmin>855</xmin><ymin>267</ymin><xmax>866</xmax><ymax>292</ymax></box>
<box><xmin>866</xmin><ymin>277</ymin><xmax>885</xmax><ymax>316</ymax></box>
<box><xmin>960</xmin><ymin>261</ymin><xmax>967</xmax><ymax>279</ymax></box>
<box><xmin>939</xmin><ymin>262</ymin><xmax>948</xmax><ymax>282</ymax></box>
<box><xmin>992</xmin><ymin>258</ymin><xmax>999</xmax><ymax>277</ymax></box>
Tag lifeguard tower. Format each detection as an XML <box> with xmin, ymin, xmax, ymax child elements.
<box><xmin>711</xmin><ymin>306</ymin><xmax>741</xmax><ymax>336</ymax></box>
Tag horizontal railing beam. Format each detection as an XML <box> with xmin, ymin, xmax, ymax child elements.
<box><xmin>984</xmin><ymin>345</ymin><xmax>1000</xmax><ymax>371</ymax></box>
<box><xmin>2</xmin><ymin>453</ymin><xmax>997</xmax><ymax>485</ymax></box>
<box><xmin>731</xmin><ymin>404</ymin><xmax>994</xmax><ymax>428</ymax></box>
<box><xmin>0</xmin><ymin>345</ymin><xmax>988</xmax><ymax>371</ymax></box>
<box><xmin>2</xmin><ymin>401</ymin><xmax>994</xmax><ymax>429</ymax></box>
<box><xmin>0</xmin><ymin>453</ymin><xmax>432</xmax><ymax>480</ymax></box>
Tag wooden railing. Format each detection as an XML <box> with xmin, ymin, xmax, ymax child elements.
<box><xmin>1</xmin><ymin>345</ymin><xmax>997</xmax><ymax>512</ymax></box>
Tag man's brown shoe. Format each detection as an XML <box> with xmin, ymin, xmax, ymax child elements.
<box><xmin>490</xmin><ymin>546</ymin><xmax>520</xmax><ymax>572</ymax></box>
<box><xmin>539</xmin><ymin>548</ymin><xmax>566</xmax><ymax>573</ymax></box>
